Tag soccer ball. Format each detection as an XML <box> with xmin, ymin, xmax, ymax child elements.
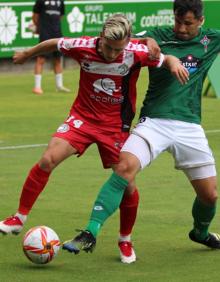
<box><xmin>23</xmin><ymin>226</ymin><xmax>61</xmax><ymax>264</ymax></box>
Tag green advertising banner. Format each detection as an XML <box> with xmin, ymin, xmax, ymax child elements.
<box><xmin>0</xmin><ymin>0</ymin><xmax>220</xmax><ymax>58</ymax></box>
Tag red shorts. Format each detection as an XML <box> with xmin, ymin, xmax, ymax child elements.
<box><xmin>53</xmin><ymin>114</ymin><xmax>129</xmax><ymax>168</ymax></box>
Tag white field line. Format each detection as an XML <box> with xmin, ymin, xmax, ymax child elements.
<box><xmin>206</xmin><ymin>129</ymin><xmax>220</xmax><ymax>134</ymax></box>
<box><xmin>0</xmin><ymin>144</ymin><xmax>47</xmax><ymax>150</ymax></box>
<box><xmin>0</xmin><ymin>129</ymin><xmax>219</xmax><ymax>151</ymax></box>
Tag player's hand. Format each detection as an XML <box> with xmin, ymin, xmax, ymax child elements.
<box><xmin>139</xmin><ymin>37</ymin><xmax>161</xmax><ymax>60</ymax></box>
<box><xmin>164</xmin><ymin>55</ymin><xmax>189</xmax><ymax>85</ymax></box>
<box><xmin>13</xmin><ymin>51</ymin><xmax>28</xmax><ymax>64</ymax></box>
<box><xmin>171</xmin><ymin>64</ymin><xmax>189</xmax><ymax>85</ymax></box>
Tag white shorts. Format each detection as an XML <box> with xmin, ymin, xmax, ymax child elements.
<box><xmin>121</xmin><ymin>117</ymin><xmax>216</xmax><ymax>179</ymax></box>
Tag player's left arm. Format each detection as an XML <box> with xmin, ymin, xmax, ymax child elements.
<box><xmin>13</xmin><ymin>39</ymin><xmax>59</xmax><ymax>64</ymax></box>
<box><xmin>163</xmin><ymin>55</ymin><xmax>189</xmax><ymax>85</ymax></box>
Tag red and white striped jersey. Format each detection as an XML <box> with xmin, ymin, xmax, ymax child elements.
<box><xmin>58</xmin><ymin>36</ymin><xmax>163</xmax><ymax>132</ymax></box>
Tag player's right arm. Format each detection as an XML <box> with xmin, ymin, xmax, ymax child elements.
<box><xmin>13</xmin><ymin>39</ymin><xmax>59</xmax><ymax>64</ymax></box>
<box><xmin>133</xmin><ymin>37</ymin><xmax>161</xmax><ymax>61</ymax></box>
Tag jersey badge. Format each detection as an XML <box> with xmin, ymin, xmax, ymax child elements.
<box><xmin>118</xmin><ymin>64</ymin><xmax>129</xmax><ymax>75</ymax></box>
<box><xmin>200</xmin><ymin>35</ymin><xmax>210</xmax><ymax>53</ymax></box>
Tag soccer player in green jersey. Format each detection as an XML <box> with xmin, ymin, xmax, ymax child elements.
<box><xmin>63</xmin><ymin>0</ymin><xmax>220</xmax><ymax>259</ymax></box>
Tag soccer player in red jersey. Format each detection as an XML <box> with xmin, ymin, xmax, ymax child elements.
<box><xmin>0</xmin><ymin>14</ymin><xmax>188</xmax><ymax>263</ymax></box>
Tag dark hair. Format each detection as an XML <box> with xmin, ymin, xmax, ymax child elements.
<box><xmin>174</xmin><ymin>0</ymin><xmax>203</xmax><ymax>19</ymax></box>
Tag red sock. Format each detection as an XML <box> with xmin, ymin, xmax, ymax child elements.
<box><xmin>18</xmin><ymin>164</ymin><xmax>51</xmax><ymax>215</ymax></box>
<box><xmin>119</xmin><ymin>189</ymin><xmax>139</xmax><ymax>236</ymax></box>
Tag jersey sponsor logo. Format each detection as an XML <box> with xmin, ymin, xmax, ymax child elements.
<box><xmin>45</xmin><ymin>1</ymin><xmax>62</xmax><ymax>7</ymax></box>
<box><xmin>81</xmin><ymin>52</ymin><xmax>134</xmax><ymax>76</ymax></box>
<box><xmin>200</xmin><ymin>35</ymin><xmax>210</xmax><ymax>53</ymax></box>
<box><xmin>127</xmin><ymin>42</ymin><xmax>149</xmax><ymax>52</ymax></box>
<box><xmin>45</xmin><ymin>10</ymin><xmax>61</xmax><ymax>16</ymax></box>
<box><xmin>57</xmin><ymin>123</ymin><xmax>69</xmax><ymax>133</ymax></box>
<box><xmin>90</xmin><ymin>93</ymin><xmax>124</xmax><ymax>105</ymax></box>
<box><xmin>93</xmin><ymin>78</ymin><xmax>121</xmax><ymax>96</ymax></box>
<box><xmin>44</xmin><ymin>0</ymin><xmax>62</xmax><ymax>15</ymax></box>
<box><xmin>180</xmin><ymin>55</ymin><xmax>200</xmax><ymax>74</ymax></box>
<box><xmin>60</xmin><ymin>38</ymin><xmax>96</xmax><ymax>50</ymax></box>
<box><xmin>114</xmin><ymin>141</ymin><xmax>124</xmax><ymax>149</ymax></box>
<box><xmin>161</xmin><ymin>41</ymin><xmax>179</xmax><ymax>44</ymax></box>
<box><xmin>123</xmin><ymin>124</ymin><xmax>130</xmax><ymax>130</ymax></box>
<box><xmin>139</xmin><ymin>117</ymin><xmax>147</xmax><ymax>123</ymax></box>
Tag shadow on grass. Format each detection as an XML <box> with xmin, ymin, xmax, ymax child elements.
<box><xmin>12</xmin><ymin>262</ymin><xmax>64</xmax><ymax>271</ymax></box>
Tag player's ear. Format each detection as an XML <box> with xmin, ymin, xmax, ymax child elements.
<box><xmin>199</xmin><ymin>16</ymin><xmax>205</xmax><ymax>27</ymax></box>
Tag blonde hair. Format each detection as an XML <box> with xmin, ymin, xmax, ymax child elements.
<box><xmin>102</xmin><ymin>13</ymin><xmax>131</xmax><ymax>40</ymax></box>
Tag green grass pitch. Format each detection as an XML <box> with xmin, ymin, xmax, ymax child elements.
<box><xmin>0</xmin><ymin>68</ymin><xmax>220</xmax><ymax>282</ymax></box>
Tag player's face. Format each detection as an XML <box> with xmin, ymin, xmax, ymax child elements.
<box><xmin>174</xmin><ymin>11</ymin><xmax>204</xmax><ymax>41</ymax></box>
<box><xmin>99</xmin><ymin>36</ymin><xmax>129</xmax><ymax>62</ymax></box>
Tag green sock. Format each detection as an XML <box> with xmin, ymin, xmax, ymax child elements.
<box><xmin>85</xmin><ymin>172</ymin><xmax>128</xmax><ymax>238</ymax></box>
<box><xmin>192</xmin><ymin>197</ymin><xmax>216</xmax><ymax>240</ymax></box>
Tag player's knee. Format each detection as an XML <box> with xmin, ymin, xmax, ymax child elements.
<box><xmin>115</xmin><ymin>159</ymin><xmax>136</xmax><ymax>182</ymax></box>
<box><xmin>37</xmin><ymin>56</ymin><xmax>45</xmax><ymax>65</ymax></box>
<box><xmin>124</xmin><ymin>183</ymin><xmax>137</xmax><ymax>196</ymax></box>
<box><xmin>38</xmin><ymin>154</ymin><xmax>57</xmax><ymax>172</ymax></box>
<box><xmin>201</xmin><ymin>189</ymin><xmax>218</xmax><ymax>206</ymax></box>
<box><xmin>206</xmin><ymin>191</ymin><xmax>218</xmax><ymax>206</ymax></box>
<box><xmin>115</xmin><ymin>160</ymin><xmax>128</xmax><ymax>176</ymax></box>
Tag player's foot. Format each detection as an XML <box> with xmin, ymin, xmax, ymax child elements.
<box><xmin>56</xmin><ymin>86</ymin><xmax>71</xmax><ymax>93</ymax></box>
<box><xmin>32</xmin><ymin>87</ymin><xmax>43</xmax><ymax>95</ymax></box>
<box><xmin>62</xmin><ymin>230</ymin><xmax>96</xmax><ymax>254</ymax></box>
<box><xmin>189</xmin><ymin>230</ymin><xmax>220</xmax><ymax>249</ymax></box>
<box><xmin>0</xmin><ymin>215</ymin><xmax>23</xmax><ymax>235</ymax></box>
<box><xmin>118</xmin><ymin>241</ymin><xmax>136</xmax><ymax>263</ymax></box>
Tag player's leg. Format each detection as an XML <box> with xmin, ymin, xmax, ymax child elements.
<box><xmin>86</xmin><ymin>152</ymin><xmax>140</xmax><ymax>236</ymax></box>
<box><xmin>0</xmin><ymin>137</ymin><xmax>77</xmax><ymax>235</ymax></box>
<box><xmin>33</xmin><ymin>55</ymin><xmax>45</xmax><ymax>94</ymax></box>
<box><xmin>174</xmin><ymin>121</ymin><xmax>219</xmax><ymax>248</ymax></box>
<box><xmin>62</xmin><ymin>134</ymin><xmax>150</xmax><ymax>255</ymax></box>
<box><xmin>53</xmin><ymin>53</ymin><xmax>70</xmax><ymax>93</ymax></box>
<box><xmin>118</xmin><ymin>182</ymin><xmax>139</xmax><ymax>263</ymax></box>
<box><xmin>62</xmin><ymin>118</ymin><xmax>171</xmax><ymax>255</ymax></box>
<box><xmin>116</xmin><ymin>134</ymin><xmax>152</xmax><ymax>263</ymax></box>
<box><xmin>186</xmin><ymin>167</ymin><xmax>220</xmax><ymax>248</ymax></box>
